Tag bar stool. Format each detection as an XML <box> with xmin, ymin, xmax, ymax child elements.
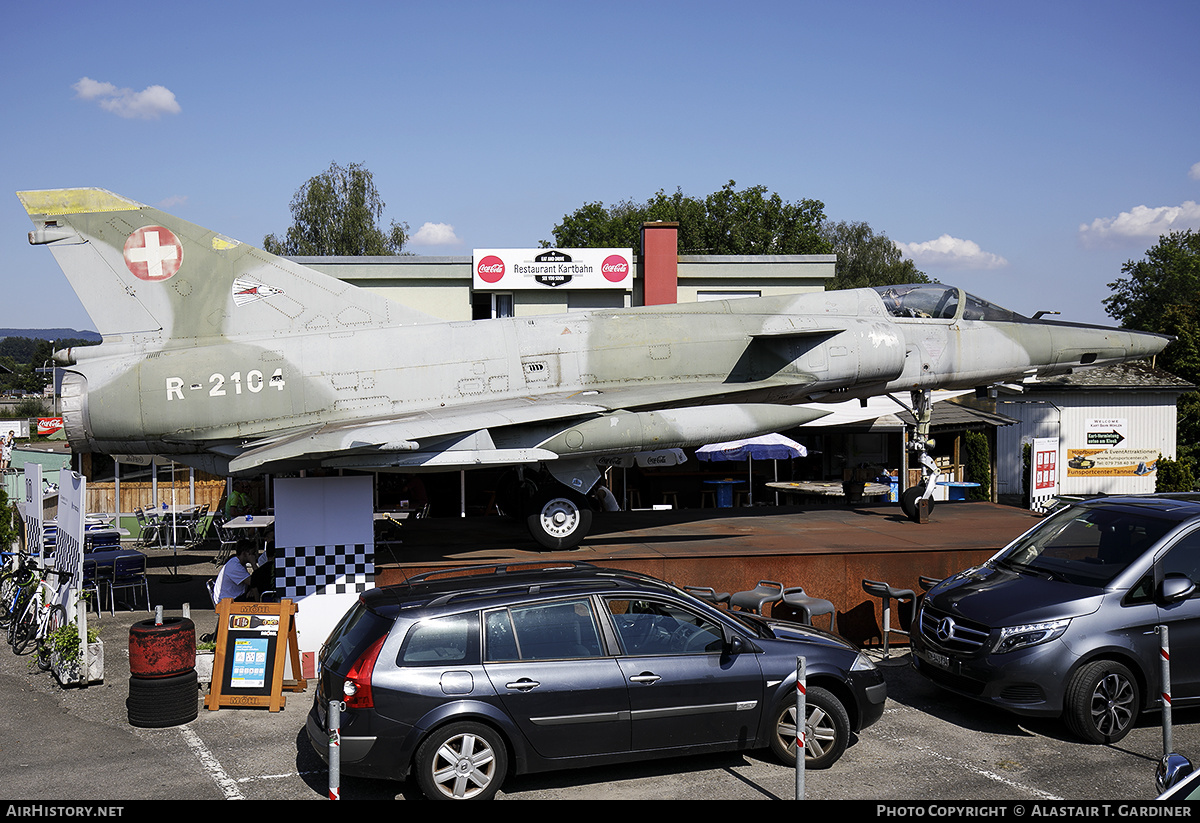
<box><xmin>782</xmin><ymin>586</ymin><xmax>836</xmax><ymax>632</ymax></box>
<box><xmin>683</xmin><ymin>585</ymin><xmax>731</xmax><ymax>608</ymax></box>
<box><xmin>730</xmin><ymin>580</ymin><xmax>784</xmax><ymax>615</ymax></box>
<box><xmin>862</xmin><ymin>578</ymin><xmax>915</xmax><ymax>659</ymax></box>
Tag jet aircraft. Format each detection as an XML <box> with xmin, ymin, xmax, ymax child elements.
<box><xmin>19</xmin><ymin>188</ymin><xmax>1171</xmax><ymax>547</ymax></box>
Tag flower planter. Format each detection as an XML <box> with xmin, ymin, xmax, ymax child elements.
<box><xmin>51</xmin><ymin>640</ymin><xmax>104</xmax><ymax>687</ymax></box>
<box><xmin>195</xmin><ymin>650</ymin><xmax>214</xmax><ymax>689</ymax></box>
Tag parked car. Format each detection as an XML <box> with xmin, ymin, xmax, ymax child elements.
<box><xmin>912</xmin><ymin>495</ymin><xmax>1200</xmax><ymax>744</ymax></box>
<box><xmin>306</xmin><ymin>561</ymin><xmax>886</xmax><ymax>800</ymax></box>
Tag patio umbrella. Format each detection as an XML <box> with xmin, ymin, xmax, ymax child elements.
<box><xmin>695</xmin><ymin>434</ymin><xmax>807</xmax><ymax>505</ymax></box>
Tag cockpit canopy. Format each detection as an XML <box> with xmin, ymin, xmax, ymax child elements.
<box><xmin>871</xmin><ymin>285</ymin><xmax>1026</xmax><ymax>322</ymax></box>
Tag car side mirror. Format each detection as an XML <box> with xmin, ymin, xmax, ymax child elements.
<box><xmin>1157</xmin><ymin>575</ymin><xmax>1196</xmax><ymax>605</ymax></box>
<box><xmin>725</xmin><ymin>634</ymin><xmax>746</xmax><ymax>657</ymax></box>
<box><xmin>1157</xmin><ymin>753</ymin><xmax>1194</xmax><ymax>793</ymax></box>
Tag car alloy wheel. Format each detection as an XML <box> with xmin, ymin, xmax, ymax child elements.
<box><xmin>769</xmin><ymin>686</ymin><xmax>851</xmax><ymax>770</ymax></box>
<box><xmin>1065</xmin><ymin>660</ymin><xmax>1140</xmax><ymax>744</ymax></box>
<box><xmin>416</xmin><ymin>722</ymin><xmax>508</xmax><ymax>800</ymax></box>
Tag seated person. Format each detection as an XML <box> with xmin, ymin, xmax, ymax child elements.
<box><xmin>215</xmin><ymin>545</ymin><xmax>259</xmax><ymax>602</ymax></box>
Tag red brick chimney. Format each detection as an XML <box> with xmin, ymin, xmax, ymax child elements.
<box><xmin>641</xmin><ymin>222</ymin><xmax>678</xmax><ymax>305</ymax></box>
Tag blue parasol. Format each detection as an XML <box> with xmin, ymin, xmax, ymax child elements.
<box><xmin>696</xmin><ymin>434</ymin><xmax>807</xmax><ymax>505</ymax></box>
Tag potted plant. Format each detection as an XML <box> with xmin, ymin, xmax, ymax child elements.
<box><xmin>48</xmin><ymin>622</ymin><xmax>104</xmax><ymax>687</ymax></box>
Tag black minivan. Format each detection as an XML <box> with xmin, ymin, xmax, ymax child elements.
<box><xmin>913</xmin><ymin>495</ymin><xmax>1200</xmax><ymax>743</ymax></box>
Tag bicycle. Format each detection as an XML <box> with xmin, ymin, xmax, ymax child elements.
<box><xmin>0</xmin><ymin>551</ymin><xmax>38</xmax><ymax>632</ymax></box>
<box><xmin>7</xmin><ymin>564</ymin><xmax>68</xmax><ymax>670</ymax></box>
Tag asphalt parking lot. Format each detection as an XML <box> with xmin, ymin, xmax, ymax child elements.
<box><xmin>1</xmin><ymin>544</ymin><xmax>1197</xmax><ymax>803</ymax></box>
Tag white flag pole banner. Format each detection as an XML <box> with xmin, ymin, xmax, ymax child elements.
<box><xmin>23</xmin><ymin>462</ymin><xmax>42</xmax><ymax>564</ymax></box>
<box><xmin>274</xmin><ymin>475</ymin><xmax>375</xmax><ymax>657</ymax></box>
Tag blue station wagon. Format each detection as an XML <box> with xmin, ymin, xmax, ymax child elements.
<box><xmin>307</xmin><ymin>562</ymin><xmax>886</xmax><ymax>799</ymax></box>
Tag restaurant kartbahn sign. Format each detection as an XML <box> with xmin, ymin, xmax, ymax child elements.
<box><xmin>473</xmin><ymin>248</ymin><xmax>633</xmax><ymax>290</ymax></box>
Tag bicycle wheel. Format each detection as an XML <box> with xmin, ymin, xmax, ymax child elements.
<box><xmin>10</xmin><ymin>601</ymin><xmax>37</xmax><ymax>655</ymax></box>
<box><xmin>0</xmin><ymin>568</ymin><xmax>34</xmax><ymax>629</ymax></box>
<box><xmin>6</xmin><ymin>587</ymin><xmax>33</xmax><ymax>646</ymax></box>
<box><xmin>36</xmin><ymin>604</ymin><xmax>68</xmax><ymax>672</ymax></box>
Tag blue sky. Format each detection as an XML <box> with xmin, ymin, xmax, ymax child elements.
<box><xmin>2</xmin><ymin>0</ymin><xmax>1198</xmax><ymax>332</ymax></box>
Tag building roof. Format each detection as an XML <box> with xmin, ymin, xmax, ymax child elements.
<box><xmin>1026</xmin><ymin>361</ymin><xmax>1194</xmax><ymax>392</ymax></box>
<box><xmin>895</xmin><ymin>400</ymin><xmax>1020</xmax><ymax>431</ymax></box>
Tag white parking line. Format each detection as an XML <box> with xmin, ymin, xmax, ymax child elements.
<box><xmin>180</xmin><ymin>726</ymin><xmax>246</xmax><ymax>800</ymax></box>
<box><xmin>876</xmin><ymin>727</ymin><xmax>1064</xmax><ymax>801</ymax></box>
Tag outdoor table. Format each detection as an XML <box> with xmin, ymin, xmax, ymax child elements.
<box><xmin>936</xmin><ymin>481</ymin><xmax>981</xmax><ymax>501</ymax></box>
<box><xmin>766</xmin><ymin>480</ymin><xmax>891</xmax><ymax>503</ymax></box>
<box><xmin>223</xmin><ymin>515</ymin><xmax>275</xmax><ymax>551</ymax></box>
<box><xmin>703</xmin><ymin>479</ymin><xmax>740</xmax><ymax>508</ymax></box>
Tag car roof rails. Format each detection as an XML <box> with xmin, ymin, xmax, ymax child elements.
<box><xmin>402</xmin><ymin>560</ymin><xmax>600</xmax><ymax>588</ymax></box>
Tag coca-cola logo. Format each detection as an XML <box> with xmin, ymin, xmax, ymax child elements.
<box><xmin>602</xmin><ymin>254</ymin><xmax>630</xmax><ymax>283</ymax></box>
<box><xmin>477</xmin><ymin>255</ymin><xmax>505</xmax><ymax>283</ymax></box>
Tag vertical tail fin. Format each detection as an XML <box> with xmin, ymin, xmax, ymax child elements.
<box><xmin>19</xmin><ymin>188</ymin><xmax>436</xmax><ymax>341</ymax></box>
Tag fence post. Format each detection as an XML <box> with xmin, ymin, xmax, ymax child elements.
<box><xmin>795</xmin><ymin>656</ymin><xmax>806</xmax><ymax>800</ymax></box>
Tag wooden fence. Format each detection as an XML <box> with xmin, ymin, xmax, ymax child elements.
<box><xmin>86</xmin><ymin>479</ymin><xmax>225</xmax><ymax>515</ymax></box>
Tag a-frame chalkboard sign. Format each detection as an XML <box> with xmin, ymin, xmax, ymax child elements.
<box><xmin>204</xmin><ymin>599</ymin><xmax>307</xmax><ymax>712</ymax></box>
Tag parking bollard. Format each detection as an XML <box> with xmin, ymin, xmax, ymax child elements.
<box><xmin>329</xmin><ymin>700</ymin><xmax>342</xmax><ymax>800</ymax></box>
<box><xmin>1157</xmin><ymin>625</ymin><xmax>1172</xmax><ymax>757</ymax></box>
<box><xmin>795</xmin><ymin>657</ymin><xmax>806</xmax><ymax>801</ymax></box>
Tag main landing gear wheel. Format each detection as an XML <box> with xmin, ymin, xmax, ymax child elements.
<box><xmin>526</xmin><ymin>489</ymin><xmax>592</xmax><ymax>550</ymax></box>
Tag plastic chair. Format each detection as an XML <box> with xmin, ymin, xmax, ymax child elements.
<box><xmin>108</xmin><ymin>553</ymin><xmax>150</xmax><ymax>614</ymax></box>
<box><xmin>782</xmin><ymin>586</ymin><xmax>836</xmax><ymax>632</ymax></box>
<box><xmin>82</xmin><ymin>559</ymin><xmax>106</xmax><ymax>619</ymax></box>
<box><xmin>862</xmin><ymin>578</ymin><xmax>916</xmax><ymax>659</ymax></box>
<box><xmin>730</xmin><ymin>580</ymin><xmax>784</xmax><ymax>615</ymax></box>
<box><xmin>133</xmin><ymin>508</ymin><xmax>160</xmax><ymax>549</ymax></box>
<box><xmin>210</xmin><ymin>513</ymin><xmax>240</xmax><ymax>564</ymax></box>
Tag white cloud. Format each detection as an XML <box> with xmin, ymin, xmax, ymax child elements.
<box><xmin>1079</xmin><ymin>201</ymin><xmax>1200</xmax><ymax>245</ymax></box>
<box><xmin>72</xmin><ymin>77</ymin><xmax>181</xmax><ymax>120</ymax></box>
<box><xmin>1189</xmin><ymin>162</ymin><xmax>1200</xmax><ymax>181</ymax></box>
<box><xmin>410</xmin><ymin>222</ymin><xmax>461</xmax><ymax>246</ymax></box>
<box><xmin>895</xmin><ymin>235</ymin><xmax>1008</xmax><ymax>270</ymax></box>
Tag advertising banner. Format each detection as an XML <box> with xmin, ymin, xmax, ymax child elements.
<box><xmin>1066</xmin><ymin>448</ymin><xmax>1159</xmax><ymax>477</ymax></box>
<box><xmin>473</xmin><ymin>248</ymin><xmax>633</xmax><ymax>291</ymax></box>
<box><xmin>36</xmin><ymin>417</ymin><xmax>64</xmax><ymax>436</ymax></box>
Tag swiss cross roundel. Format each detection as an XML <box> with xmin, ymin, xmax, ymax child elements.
<box><xmin>124</xmin><ymin>226</ymin><xmax>183</xmax><ymax>281</ymax></box>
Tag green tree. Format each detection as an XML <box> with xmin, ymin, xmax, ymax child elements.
<box><xmin>1104</xmin><ymin>230</ymin><xmax>1200</xmax><ymax>383</ymax></box>
<box><xmin>820</xmin><ymin>220</ymin><xmax>930</xmax><ymax>290</ymax></box>
<box><xmin>1104</xmin><ymin>230</ymin><xmax>1200</xmax><ymax>465</ymax></box>
<box><xmin>263</xmin><ymin>162</ymin><xmax>409</xmax><ymax>256</ymax></box>
<box><xmin>545</xmin><ymin>181</ymin><xmax>830</xmax><ymax>255</ymax></box>
<box><xmin>962</xmin><ymin>430</ymin><xmax>992</xmax><ymax>501</ymax></box>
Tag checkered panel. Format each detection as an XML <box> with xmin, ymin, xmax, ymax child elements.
<box><xmin>276</xmin><ymin>544</ymin><xmax>374</xmax><ymax>600</ymax></box>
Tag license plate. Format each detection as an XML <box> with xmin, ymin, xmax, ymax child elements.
<box><xmin>922</xmin><ymin>648</ymin><xmax>951</xmax><ymax>670</ymax></box>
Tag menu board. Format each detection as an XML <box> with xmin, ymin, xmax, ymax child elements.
<box><xmin>204</xmin><ymin>600</ymin><xmax>306</xmax><ymax>712</ymax></box>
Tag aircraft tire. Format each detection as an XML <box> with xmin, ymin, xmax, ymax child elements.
<box><xmin>900</xmin><ymin>486</ymin><xmax>935</xmax><ymax>522</ymax></box>
<box><xmin>527</xmin><ymin>489</ymin><xmax>592</xmax><ymax>550</ymax></box>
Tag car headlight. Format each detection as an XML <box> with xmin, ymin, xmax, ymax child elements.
<box><xmin>851</xmin><ymin>651</ymin><xmax>877</xmax><ymax>671</ymax></box>
<box><xmin>993</xmin><ymin>619</ymin><xmax>1070</xmax><ymax>654</ymax></box>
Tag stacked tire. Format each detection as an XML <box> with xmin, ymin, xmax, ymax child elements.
<box><xmin>126</xmin><ymin>617</ymin><xmax>199</xmax><ymax>728</ymax></box>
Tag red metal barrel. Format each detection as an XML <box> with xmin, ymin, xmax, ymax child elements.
<box><xmin>128</xmin><ymin>617</ymin><xmax>196</xmax><ymax>679</ymax></box>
